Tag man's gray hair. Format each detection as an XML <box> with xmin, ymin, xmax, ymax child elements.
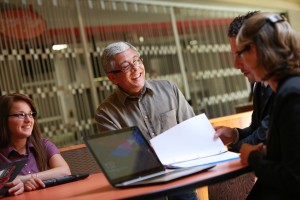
<box><xmin>101</xmin><ymin>41</ymin><xmax>140</xmax><ymax>73</ymax></box>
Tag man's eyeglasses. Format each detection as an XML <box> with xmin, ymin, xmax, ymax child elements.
<box><xmin>108</xmin><ymin>57</ymin><xmax>143</xmax><ymax>74</ymax></box>
<box><xmin>7</xmin><ymin>112</ymin><xmax>37</xmax><ymax>120</ymax></box>
<box><xmin>236</xmin><ymin>44</ymin><xmax>252</xmax><ymax>58</ymax></box>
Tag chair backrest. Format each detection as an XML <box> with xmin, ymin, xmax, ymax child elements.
<box><xmin>60</xmin><ymin>144</ymin><xmax>101</xmax><ymax>174</ymax></box>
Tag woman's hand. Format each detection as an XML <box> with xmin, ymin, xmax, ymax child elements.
<box><xmin>5</xmin><ymin>178</ymin><xmax>24</xmax><ymax>196</ymax></box>
<box><xmin>24</xmin><ymin>177</ymin><xmax>45</xmax><ymax>191</ymax></box>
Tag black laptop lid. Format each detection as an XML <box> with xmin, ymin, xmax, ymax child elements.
<box><xmin>83</xmin><ymin>126</ymin><xmax>165</xmax><ymax>185</ymax></box>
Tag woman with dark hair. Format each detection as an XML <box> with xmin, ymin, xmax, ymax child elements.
<box><xmin>0</xmin><ymin>93</ymin><xmax>70</xmax><ymax>194</ymax></box>
<box><xmin>237</xmin><ymin>12</ymin><xmax>300</xmax><ymax>199</ymax></box>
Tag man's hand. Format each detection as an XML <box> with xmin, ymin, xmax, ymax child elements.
<box><xmin>214</xmin><ymin>126</ymin><xmax>238</xmax><ymax>146</ymax></box>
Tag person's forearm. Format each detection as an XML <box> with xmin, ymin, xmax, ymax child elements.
<box><xmin>38</xmin><ymin>166</ymin><xmax>71</xmax><ymax>180</ymax></box>
<box><xmin>18</xmin><ymin>166</ymin><xmax>71</xmax><ymax>182</ymax></box>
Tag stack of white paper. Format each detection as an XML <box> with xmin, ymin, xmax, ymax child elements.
<box><xmin>150</xmin><ymin>114</ymin><xmax>239</xmax><ymax>168</ymax></box>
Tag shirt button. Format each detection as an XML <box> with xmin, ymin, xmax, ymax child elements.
<box><xmin>145</xmin><ymin>116</ymin><xmax>148</xmax><ymax>119</ymax></box>
<box><xmin>151</xmin><ymin>132</ymin><xmax>155</xmax><ymax>137</ymax></box>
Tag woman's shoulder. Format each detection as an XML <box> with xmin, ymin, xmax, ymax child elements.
<box><xmin>41</xmin><ymin>138</ymin><xmax>59</xmax><ymax>151</ymax></box>
<box><xmin>278</xmin><ymin>76</ymin><xmax>300</xmax><ymax>95</ymax></box>
<box><xmin>41</xmin><ymin>138</ymin><xmax>53</xmax><ymax>144</ymax></box>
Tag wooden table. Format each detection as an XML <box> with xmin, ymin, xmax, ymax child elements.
<box><xmin>4</xmin><ymin>159</ymin><xmax>251</xmax><ymax>200</ymax></box>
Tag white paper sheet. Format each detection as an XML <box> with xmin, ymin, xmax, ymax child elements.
<box><xmin>150</xmin><ymin>114</ymin><xmax>239</xmax><ymax>167</ymax></box>
<box><xmin>167</xmin><ymin>151</ymin><xmax>240</xmax><ymax>168</ymax></box>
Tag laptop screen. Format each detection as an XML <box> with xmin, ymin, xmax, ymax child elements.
<box><xmin>84</xmin><ymin>127</ymin><xmax>165</xmax><ymax>184</ymax></box>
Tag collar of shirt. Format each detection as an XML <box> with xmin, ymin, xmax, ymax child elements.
<box><xmin>262</xmin><ymin>81</ymin><xmax>269</xmax><ymax>87</ymax></box>
<box><xmin>253</xmin><ymin>81</ymin><xmax>269</xmax><ymax>92</ymax></box>
<box><xmin>0</xmin><ymin>141</ymin><xmax>35</xmax><ymax>157</ymax></box>
<box><xmin>115</xmin><ymin>81</ymin><xmax>154</xmax><ymax>106</ymax></box>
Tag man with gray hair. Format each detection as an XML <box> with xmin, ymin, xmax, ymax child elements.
<box><xmin>95</xmin><ymin>41</ymin><xmax>198</xmax><ymax>200</ymax></box>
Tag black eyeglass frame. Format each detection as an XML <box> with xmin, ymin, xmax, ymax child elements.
<box><xmin>108</xmin><ymin>57</ymin><xmax>143</xmax><ymax>74</ymax></box>
<box><xmin>7</xmin><ymin>112</ymin><xmax>37</xmax><ymax>119</ymax></box>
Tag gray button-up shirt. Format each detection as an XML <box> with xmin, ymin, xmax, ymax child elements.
<box><xmin>95</xmin><ymin>80</ymin><xmax>195</xmax><ymax>140</ymax></box>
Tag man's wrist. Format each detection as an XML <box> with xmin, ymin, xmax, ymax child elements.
<box><xmin>232</xmin><ymin>128</ymin><xmax>239</xmax><ymax>144</ymax></box>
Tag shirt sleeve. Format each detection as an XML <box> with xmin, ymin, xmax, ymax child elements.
<box><xmin>230</xmin><ymin>114</ymin><xmax>269</xmax><ymax>152</ymax></box>
<box><xmin>170</xmin><ymin>81</ymin><xmax>195</xmax><ymax>122</ymax></box>
<box><xmin>42</xmin><ymin>138</ymin><xmax>60</xmax><ymax>160</ymax></box>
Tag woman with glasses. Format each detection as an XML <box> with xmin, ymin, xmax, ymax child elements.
<box><xmin>237</xmin><ymin>12</ymin><xmax>300</xmax><ymax>199</ymax></box>
<box><xmin>0</xmin><ymin>93</ymin><xmax>70</xmax><ymax>195</ymax></box>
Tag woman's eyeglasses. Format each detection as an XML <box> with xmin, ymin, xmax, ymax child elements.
<box><xmin>108</xmin><ymin>57</ymin><xmax>143</xmax><ymax>74</ymax></box>
<box><xmin>7</xmin><ymin>112</ymin><xmax>37</xmax><ymax>120</ymax></box>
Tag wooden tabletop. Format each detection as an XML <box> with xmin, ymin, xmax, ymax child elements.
<box><xmin>4</xmin><ymin>159</ymin><xmax>251</xmax><ymax>200</ymax></box>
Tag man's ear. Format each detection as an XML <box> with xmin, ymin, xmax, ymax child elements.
<box><xmin>107</xmin><ymin>73</ymin><xmax>118</xmax><ymax>85</ymax></box>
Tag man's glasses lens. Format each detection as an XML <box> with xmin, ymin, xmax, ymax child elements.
<box><xmin>121</xmin><ymin>58</ymin><xmax>143</xmax><ymax>73</ymax></box>
<box><xmin>109</xmin><ymin>57</ymin><xmax>143</xmax><ymax>74</ymax></box>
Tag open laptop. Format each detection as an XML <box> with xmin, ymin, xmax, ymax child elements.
<box><xmin>83</xmin><ymin>126</ymin><xmax>215</xmax><ymax>188</ymax></box>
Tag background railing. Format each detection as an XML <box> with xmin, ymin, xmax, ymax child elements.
<box><xmin>0</xmin><ymin>0</ymin><xmax>283</xmax><ymax>147</ymax></box>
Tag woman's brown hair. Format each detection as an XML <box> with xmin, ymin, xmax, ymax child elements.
<box><xmin>237</xmin><ymin>12</ymin><xmax>300</xmax><ymax>82</ymax></box>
